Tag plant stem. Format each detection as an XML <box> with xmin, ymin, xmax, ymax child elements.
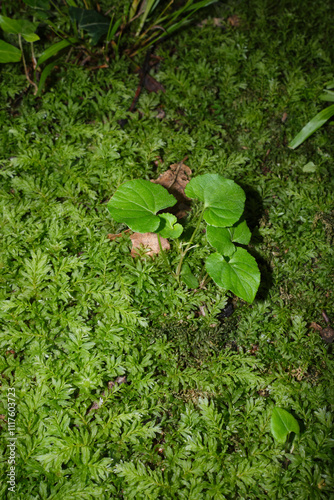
<box><xmin>157</xmin><ymin>233</ymin><xmax>173</xmax><ymax>273</ymax></box>
<box><xmin>18</xmin><ymin>35</ymin><xmax>38</xmax><ymax>95</ymax></box>
<box><xmin>175</xmin><ymin>210</ymin><xmax>204</xmax><ymax>278</ymax></box>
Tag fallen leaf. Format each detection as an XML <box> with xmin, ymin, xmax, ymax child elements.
<box><xmin>281</xmin><ymin>112</ymin><xmax>288</xmax><ymax>123</ymax></box>
<box><xmin>156</xmin><ymin>108</ymin><xmax>166</xmax><ymax>119</ymax></box>
<box><xmin>309</xmin><ymin>322</ymin><xmax>334</xmax><ymax>343</ymax></box>
<box><xmin>309</xmin><ymin>322</ymin><xmax>322</xmax><ymax>331</ymax></box>
<box><xmin>130</xmin><ymin>232</ymin><xmax>170</xmax><ymax>257</ymax></box>
<box><xmin>107</xmin><ymin>229</ymin><xmax>131</xmax><ymax>241</ymax></box>
<box><xmin>198</xmin><ymin>17</ymin><xmax>225</xmax><ymax>28</ymax></box>
<box><xmin>143</xmin><ymin>72</ymin><xmax>166</xmax><ymax>93</ymax></box>
<box><xmin>320</xmin><ymin>327</ymin><xmax>334</xmax><ymax>344</ymax></box>
<box><xmin>228</xmin><ymin>14</ymin><xmax>241</xmax><ymax>27</ymax></box>
<box><xmin>151</xmin><ymin>158</ymin><xmax>192</xmax><ymax>218</ymax></box>
<box><xmin>107</xmin><ymin>233</ymin><xmax>122</xmax><ymax>241</ymax></box>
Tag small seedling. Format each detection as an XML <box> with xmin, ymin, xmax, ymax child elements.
<box><xmin>107</xmin><ymin>173</ymin><xmax>261</xmax><ymax>303</ymax></box>
<box><xmin>270</xmin><ymin>407</ymin><xmax>300</xmax><ymax>444</ymax></box>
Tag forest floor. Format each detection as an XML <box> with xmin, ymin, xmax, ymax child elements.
<box><xmin>0</xmin><ymin>0</ymin><xmax>334</xmax><ymax>498</ymax></box>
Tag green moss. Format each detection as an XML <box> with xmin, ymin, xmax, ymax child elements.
<box><xmin>0</xmin><ymin>0</ymin><xmax>333</xmax><ymax>497</ymax></box>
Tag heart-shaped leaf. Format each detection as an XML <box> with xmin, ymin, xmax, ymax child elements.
<box><xmin>181</xmin><ymin>263</ymin><xmax>199</xmax><ymax>289</ymax></box>
<box><xmin>270</xmin><ymin>407</ymin><xmax>300</xmax><ymax>443</ymax></box>
<box><xmin>185</xmin><ymin>173</ymin><xmax>245</xmax><ymax>227</ymax></box>
<box><xmin>157</xmin><ymin>213</ymin><xmax>183</xmax><ymax>239</ymax></box>
<box><xmin>0</xmin><ymin>15</ymin><xmax>38</xmax><ymax>35</ymax></box>
<box><xmin>107</xmin><ymin>180</ymin><xmax>177</xmax><ymax>233</ymax></box>
<box><xmin>207</xmin><ymin>219</ymin><xmax>251</xmax><ymax>256</ymax></box>
<box><xmin>205</xmin><ymin>248</ymin><xmax>260</xmax><ymax>303</ymax></box>
<box><xmin>69</xmin><ymin>7</ymin><xmax>110</xmax><ymax>45</ymax></box>
<box><xmin>0</xmin><ymin>40</ymin><xmax>21</xmax><ymax>63</ymax></box>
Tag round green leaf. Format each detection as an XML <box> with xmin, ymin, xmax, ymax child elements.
<box><xmin>270</xmin><ymin>407</ymin><xmax>300</xmax><ymax>444</ymax></box>
<box><xmin>207</xmin><ymin>219</ymin><xmax>251</xmax><ymax>256</ymax></box>
<box><xmin>157</xmin><ymin>213</ymin><xmax>183</xmax><ymax>239</ymax></box>
<box><xmin>0</xmin><ymin>40</ymin><xmax>21</xmax><ymax>63</ymax></box>
<box><xmin>185</xmin><ymin>174</ymin><xmax>245</xmax><ymax>227</ymax></box>
<box><xmin>205</xmin><ymin>248</ymin><xmax>260</xmax><ymax>303</ymax></box>
<box><xmin>107</xmin><ymin>180</ymin><xmax>177</xmax><ymax>233</ymax></box>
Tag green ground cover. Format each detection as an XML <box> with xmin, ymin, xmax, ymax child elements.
<box><xmin>1</xmin><ymin>0</ymin><xmax>334</xmax><ymax>498</ymax></box>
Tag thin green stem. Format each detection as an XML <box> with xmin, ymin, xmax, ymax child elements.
<box><xmin>157</xmin><ymin>233</ymin><xmax>173</xmax><ymax>274</ymax></box>
<box><xmin>175</xmin><ymin>209</ymin><xmax>204</xmax><ymax>278</ymax></box>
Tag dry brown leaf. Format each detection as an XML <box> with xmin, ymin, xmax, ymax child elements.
<box><xmin>309</xmin><ymin>322</ymin><xmax>334</xmax><ymax>344</ymax></box>
<box><xmin>107</xmin><ymin>229</ymin><xmax>131</xmax><ymax>241</ymax></box>
<box><xmin>320</xmin><ymin>327</ymin><xmax>334</xmax><ymax>344</ymax></box>
<box><xmin>156</xmin><ymin>108</ymin><xmax>166</xmax><ymax>119</ymax></box>
<box><xmin>143</xmin><ymin>73</ymin><xmax>166</xmax><ymax>93</ymax></box>
<box><xmin>228</xmin><ymin>14</ymin><xmax>241</xmax><ymax>27</ymax></box>
<box><xmin>198</xmin><ymin>17</ymin><xmax>225</xmax><ymax>28</ymax></box>
<box><xmin>281</xmin><ymin>112</ymin><xmax>288</xmax><ymax>123</ymax></box>
<box><xmin>151</xmin><ymin>158</ymin><xmax>192</xmax><ymax>218</ymax></box>
<box><xmin>130</xmin><ymin>232</ymin><xmax>170</xmax><ymax>257</ymax></box>
<box><xmin>107</xmin><ymin>233</ymin><xmax>123</xmax><ymax>241</ymax></box>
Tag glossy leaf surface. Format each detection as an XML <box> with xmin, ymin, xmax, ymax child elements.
<box><xmin>207</xmin><ymin>219</ymin><xmax>251</xmax><ymax>256</ymax></box>
<box><xmin>185</xmin><ymin>174</ymin><xmax>245</xmax><ymax>227</ymax></box>
<box><xmin>271</xmin><ymin>407</ymin><xmax>300</xmax><ymax>443</ymax></box>
<box><xmin>205</xmin><ymin>249</ymin><xmax>260</xmax><ymax>303</ymax></box>
<box><xmin>0</xmin><ymin>16</ymin><xmax>38</xmax><ymax>35</ymax></box>
<box><xmin>0</xmin><ymin>40</ymin><xmax>21</xmax><ymax>63</ymax></box>
<box><xmin>289</xmin><ymin>104</ymin><xmax>334</xmax><ymax>149</ymax></box>
<box><xmin>157</xmin><ymin>213</ymin><xmax>183</xmax><ymax>239</ymax></box>
<box><xmin>37</xmin><ymin>38</ymin><xmax>78</xmax><ymax>66</ymax></box>
<box><xmin>107</xmin><ymin>180</ymin><xmax>177</xmax><ymax>233</ymax></box>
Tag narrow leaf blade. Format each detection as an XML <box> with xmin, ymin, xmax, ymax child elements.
<box><xmin>181</xmin><ymin>263</ymin><xmax>199</xmax><ymax>289</ymax></box>
<box><xmin>36</xmin><ymin>59</ymin><xmax>59</xmax><ymax>95</ymax></box>
<box><xmin>37</xmin><ymin>38</ymin><xmax>78</xmax><ymax>66</ymax></box>
<box><xmin>289</xmin><ymin>104</ymin><xmax>334</xmax><ymax>149</ymax></box>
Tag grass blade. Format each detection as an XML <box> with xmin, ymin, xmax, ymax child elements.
<box><xmin>36</xmin><ymin>59</ymin><xmax>59</xmax><ymax>96</ymax></box>
<box><xmin>37</xmin><ymin>37</ymin><xmax>78</xmax><ymax>66</ymax></box>
<box><xmin>288</xmin><ymin>104</ymin><xmax>334</xmax><ymax>149</ymax></box>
